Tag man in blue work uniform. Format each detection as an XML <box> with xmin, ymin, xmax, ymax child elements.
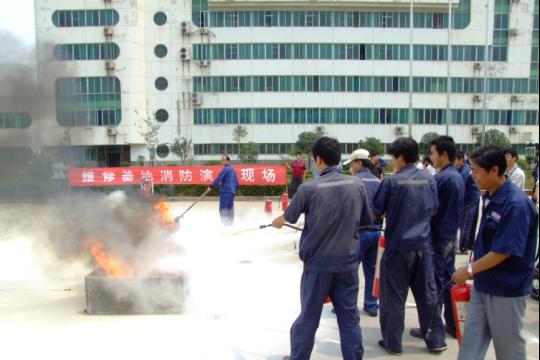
<box><xmin>411</xmin><ymin>136</ymin><xmax>464</xmax><ymax>340</ymax></box>
<box><xmin>344</xmin><ymin>148</ymin><xmax>382</xmax><ymax>317</ymax></box>
<box><xmin>455</xmin><ymin>151</ymin><xmax>481</xmax><ymax>253</ymax></box>
<box><xmin>453</xmin><ymin>145</ymin><xmax>538</xmax><ymax>360</ymax></box>
<box><xmin>272</xmin><ymin>137</ymin><xmax>372</xmax><ymax>360</ymax></box>
<box><xmin>372</xmin><ymin>137</ymin><xmax>447</xmax><ymax>355</ymax></box>
<box><xmin>208</xmin><ymin>154</ymin><xmax>238</xmax><ymax>225</ymax></box>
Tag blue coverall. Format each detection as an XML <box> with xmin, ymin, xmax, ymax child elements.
<box><xmin>210</xmin><ymin>164</ymin><xmax>239</xmax><ymax>225</ymax></box>
<box><xmin>355</xmin><ymin>168</ymin><xmax>382</xmax><ymax>314</ymax></box>
<box><xmin>457</xmin><ymin>163</ymin><xmax>480</xmax><ymax>251</ymax></box>
<box><xmin>431</xmin><ymin>163</ymin><xmax>464</xmax><ymax>335</ymax></box>
<box><xmin>284</xmin><ymin>167</ymin><xmax>372</xmax><ymax>360</ymax></box>
<box><xmin>372</xmin><ymin>164</ymin><xmax>446</xmax><ymax>353</ymax></box>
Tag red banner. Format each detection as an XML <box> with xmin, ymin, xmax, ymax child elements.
<box><xmin>68</xmin><ymin>165</ymin><xmax>287</xmax><ymax>187</ymax></box>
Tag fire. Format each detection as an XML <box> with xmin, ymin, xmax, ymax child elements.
<box><xmin>153</xmin><ymin>198</ymin><xmax>177</xmax><ymax>230</ymax></box>
<box><xmin>86</xmin><ymin>239</ymin><xmax>133</xmax><ymax>278</ymax></box>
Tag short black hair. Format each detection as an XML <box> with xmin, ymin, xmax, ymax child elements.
<box><xmin>222</xmin><ymin>154</ymin><xmax>231</xmax><ymax>162</ymax></box>
<box><xmin>504</xmin><ymin>148</ymin><xmax>519</xmax><ymax>159</ymax></box>
<box><xmin>387</xmin><ymin>137</ymin><xmax>419</xmax><ymax>164</ymax></box>
<box><xmin>312</xmin><ymin>137</ymin><xmax>341</xmax><ymax>167</ymax></box>
<box><xmin>431</xmin><ymin>135</ymin><xmax>457</xmax><ymax>162</ymax></box>
<box><xmin>295</xmin><ymin>152</ymin><xmax>302</xmax><ymax>156</ymax></box>
<box><xmin>423</xmin><ymin>156</ymin><xmax>433</xmax><ymax>165</ymax></box>
<box><xmin>359</xmin><ymin>159</ymin><xmax>372</xmax><ymax>169</ymax></box>
<box><xmin>470</xmin><ymin>146</ymin><xmax>507</xmax><ymax>176</ymax></box>
<box><xmin>456</xmin><ymin>151</ymin><xmax>465</xmax><ymax>161</ymax></box>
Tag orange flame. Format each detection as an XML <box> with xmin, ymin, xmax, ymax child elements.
<box><xmin>153</xmin><ymin>198</ymin><xmax>176</xmax><ymax>229</ymax></box>
<box><xmin>87</xmin><ymin>240</ymin><xmax>133</xmax><ymax>278</ymax></box>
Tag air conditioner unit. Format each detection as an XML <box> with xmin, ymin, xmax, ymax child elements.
<box><xmin>105</xmin><ymin>60</ymin><xmax>115</xmax><ymax>70</ymax></box>
<box><xmin>473</xmin><ymin>95</ymin><xmax>482</xmax><ymax>102</ymax></box>
<box><xmin>509</xmin><ymin>126</ymin><xmax>519</xmax><ymax>134</ymax></box>
<box><xmin>107</xmin><ymin>127</ymin><xmax>118</xmax><ymax>136</ymax></box>
<box><xmin>103</xmin><ymin>0</ymin><xmax>112</xmax><ymax>3</ymax></box>
<box><xmin>191</xmin><ymin>92</ymin><xmax>202</xmax><ymax>107</ymax></box>
<box><xmin>473</xmin><ymin>62</ymin><xmax>482</xmax><ymax>71</ymax></box>
<box><xmin>471</xmin><ymin>127</ymin><xmax>481</xmax><ymax>135</ymax></box>
<box><xmin>315</xmin><ymin>125</ymin><xmax>325</xmax><ymax>133</ymax></box>
<box><xmin>104</xmin><ymin>27</ymin><xmax>113</xmax><ymax>36</ymax></box>
<box><xmin>200</xmin><ymin>28</ymin><xmax>210</xmax><ymax>35</ymax></box>
<box><xmin>511</xmin><ymin>95</ymin><xmax>519</xmax><ymax>102</ymax></box>
<box><xmin>394</xmin><ymin>126</ymin><xmax>404</xmax><ymax>135</ymax></box>
<box><xmin>180</xmin><ymin>47</ymin><xmax>191</xmax><ymax>60</ymax></box>
<box><xmin>510</xmin><ymin>28</ymin><xmax>518</xmax><ymax>36</ymax></box>
<box><xmin>198</xmin><ymin>59</ymin><xmax>211</xmax><ymax>67</ymax></box>
<box><xmin>181</xmin><ymin>21</ymin><xmax>192</xmax><ymax>35</ymax></box>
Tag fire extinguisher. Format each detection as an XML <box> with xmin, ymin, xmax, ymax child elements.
<box><xmin>372</xmin><ymin>233</ymin><xmax>385</xmax><ymax>298</ymax></box>
<box><xmin>451</xmin><ymin>283</ymin><xmax>472</xmax><ymax>345</ymax></box>
<box><xmin>280</xmin><ymin>192</ymin><xmax>289</xmax><ymax>210</ymax></box>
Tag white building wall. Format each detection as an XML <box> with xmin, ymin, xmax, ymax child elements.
<box><xmin>1</xmin><ymin>0</ymin><xmax>536</xmax><ymax>162</ymax></box>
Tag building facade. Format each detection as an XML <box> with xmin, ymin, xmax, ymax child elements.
<box><xmin>1</xmin><ymin>0</ymin><xmax>538</xmax><ymax>166</ymax></box>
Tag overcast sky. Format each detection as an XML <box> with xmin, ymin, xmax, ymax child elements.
<box><xmin>0</xmin><ymin>0</ymin><xmax>36</xmax><ymax>45</ymax></box>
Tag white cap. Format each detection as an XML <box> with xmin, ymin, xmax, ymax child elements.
<box><xmin>343</xmin><ymin>149</ymin><xmax>371</xmax><ymax>165</ymax></box>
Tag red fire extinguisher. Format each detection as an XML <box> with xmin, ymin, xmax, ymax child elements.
<box><xmin>281</xmin><ymin>192</ymin><xmax>289</xmax><ymax>210</ymax></box>
<box><xmin>451</xmin><ymin>283</ymin><xmax>472</xmax><ymax>345</ymax></box>
<box><xmin>372</xmin><ymin>233</ymin><xmax>385</xmax><ymax>298</ymax></box>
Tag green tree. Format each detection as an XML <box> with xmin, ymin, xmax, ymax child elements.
<box><xmin>419</xmin><ymin>132</ymin><xmax>441</xmax><ymax>156</ymax></box>
<box><xmin>137</xmin><ymin>114</ymin><xmax>160</xmax><ymax>166</ymax></box>
<box><xmin>232</xmin><ymin>125</ymin><xmax>248</xmax><ymax>159</ymax></box>
<box><xmin>295</xmin><ymin>130</ymin><xmax>325</xmax><ymax>167</ymax></box>
<box><xmin>239</xmin><ymin>142</ymin><xmax>259</xmax><ymax>163</ymax></box>
<box><xmin>476</xmin><ymin>129</ymin><xmax>511</xmax><ymax>149</ymax></box>
<box><xmin>170</xmin><ymin>137</ymin><xmax>194</xmax><ymax>164</ymax></box>
<box><xmin>358</xmin><ymin>137</ymin><xmax>384</xmax><ymax>156</ymax></box>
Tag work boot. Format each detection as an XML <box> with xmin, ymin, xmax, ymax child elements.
<box><xmin>364</xmin><ymin>308</ymin><xmax>378</xmax><ymax>317</ymax></box>
<box><xmin>428</xmin><ymin>343</ymin><xmax>448</xmax><ymax>353</ymax></box>
<box><xmin>378</xmin><ymin>340</ymin><xmax>402</xmax><ymax>356</ymax></box>
<box><xmin>409</xmin><ymin>327</ymin><xmax>424</xmax><ymax>339</ymax></box>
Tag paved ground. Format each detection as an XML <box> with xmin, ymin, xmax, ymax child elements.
<box><xmin>0</xmin><ymin>200</ymin><xmax>538</xmax><ymax>360</ymax></box>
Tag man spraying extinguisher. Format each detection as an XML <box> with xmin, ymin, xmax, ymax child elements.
<box><xmin>452</xmin><ymin>145</ymin><xmax>538</xmax><ymax>360</ymax></box>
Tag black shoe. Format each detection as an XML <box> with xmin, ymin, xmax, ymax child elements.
<box><xmin>445</xmin><ymin>325</ymin><xmax>457</xmax><ymax>339</ymax></box>
<box><xmin>364</xmin><ymin>308</ymin><xmax>378</xmax><ymax>317</ymax></box>
<box><xmin>378</xmin><ymin>340</ymin><xmax>402</xmax><ymax>355</ymax></box>
<box><xmin>428</xmin><ymin>343</ymin><xmax>448</xmax><ymax>353</ymax></box>
<box><xmin>409</xmin><ymin>328</ymin><xmax>424</xmax><ymax>339</ymax></box>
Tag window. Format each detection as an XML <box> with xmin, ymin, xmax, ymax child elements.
<box><xmin>154</xmin><ymin>12</ymin><xmax>167</xmax><ymax>26</ymax></box>
<box><xmin>156</xmin><ymin>145</ymin><xmax>170</xmax><ymax>158</ymax></box>
<box><xmin>154</xmin><ymin>44</ymin><xmax>167</xmax><ymax>58</ymax></box>
<box><xmin>0</xmin><ymin>113</ymin><xmax>32</xmax><ymax>129</ymax></box>
<box><xmin>155</xmin><ymin>77</ymin><xmax>168</xmax><ymax>91</ymax></box>
<box><xmin>155</xmin><ymin>109</ymin><xmax>169</xmax><ymax>123</ymax></box>
<box><xmin>53</xmin><ymin>10</ymin><xmax>119</xmax><ymax>27</ymax></box>
<box><xmin>55</xmin><ymin>77</ymin><xmax>121</xmax><ymax>126</ymax></box>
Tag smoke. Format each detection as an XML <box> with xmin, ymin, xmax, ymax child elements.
<box><xmin>0</xmin><ymin>29</ymin><xmax>78</xmax><ymax>149</ymax></box>
<box><xmin>0</xmin><ymin>191</ymin><xmax>184</xmax><ymax>281</ymax></box>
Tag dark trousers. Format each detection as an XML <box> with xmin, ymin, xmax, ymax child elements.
<box><xmin>290</xmin><ymin>270</ymin><xmax>363</xmax><ymax>360</ymax></box>
<box><xmin>379</xmin><ymin>248</ymin><xmax>445</xmax><ymax>352</ymax></box>
<box><xmin>289</xmin><ymin>177</ymin><xmax>303</xmax><ymax>198</ymax></box>
<box><xmin>219</xmin><ymin>192</ymin><xmax>234</xmax><ymax>226</ymax></box>
<box><xmin>358</xmin><ymin>230</ymin><xmax>380</xmax><ymax>312</ymax></box>
<box><xmin>433</xmin><ymin>241</ymin><xmax>457</xmax><ymax>335</ymax></box>
<box><xmin>459</xmin><ymin>201</ymin><xmax>479</xmax><ymax>251</ymax></box>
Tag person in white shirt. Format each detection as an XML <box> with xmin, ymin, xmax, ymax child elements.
<box><xmin>504</xmin><ymin>148</ymin><xmax>526</xmax><ymax>190</ymax></box>
<box><xmin>422</xmin><ymin>156</ymin><xmax>437</xmax><ymax>176</ymax></box>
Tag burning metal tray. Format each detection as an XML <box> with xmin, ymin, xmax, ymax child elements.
<box><xmin>85</xmin><ymin>270</ymin><xmax>185</xmax><ymax>315</ymax></box>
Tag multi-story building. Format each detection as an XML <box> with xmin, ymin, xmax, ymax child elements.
<box><xmin>1</xmin><ymin>0</ymin><xmax>538</xmax><ymax>166</ymax></box>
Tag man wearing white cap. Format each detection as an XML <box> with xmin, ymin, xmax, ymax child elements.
<box><xmin>344</xmin><ymin>149</ymin><xmax>382</xmax><ymax>317</ymax></box>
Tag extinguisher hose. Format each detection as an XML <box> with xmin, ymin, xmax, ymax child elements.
<box><xmin>426</xmin><ymin>279</ymin><xmax>454</xmax><ymax>341</ymax></box>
